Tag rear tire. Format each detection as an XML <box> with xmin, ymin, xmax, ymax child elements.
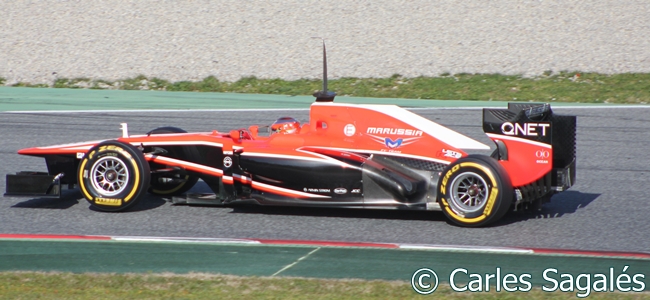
<box><xmin>78</xmin><ymin>140</ymin><xmax>150</xmax><ymax>212</ymax></box>
<box><xmin>146</xmin><ymin>127</ymin><xmax>200</xmax><ymax>196</ymax></box>
<box><xmin>438</xmin><ymin>155</ymin><xmax>513</xmax><ymax>227</ymax></box>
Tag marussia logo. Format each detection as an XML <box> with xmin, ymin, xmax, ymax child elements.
<box><xmin>368</xmin><ymin>134</ymin><xmax>420</xmax><ymax>149</ymax></box>
<box><xmin>385</xmin><ymin>138</ymin><xmax>402</xmax><ymax>149</ymax></box>
<box><xmin>367</xmin><ymin>127</ymin><xmax>423</xmax><ymax>136</ymax></box>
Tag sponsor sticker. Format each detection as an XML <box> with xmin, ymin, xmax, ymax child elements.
<box><xmin>334</xmin><ymin>187</ymin><xmax>347</xmax><ymax>194</ymax></box>
<box><xmin>367</xmin><ymin>134</ymin><xmax>420</xmax><ymax>149</ymax></box>
<box><xmin>535</xmin><ymin>149</ymin><xmax>550</xmax><ymax>164</ymax></box>
<box><xmin>223</xmin><ymin>156</ymin><xmax>233</xmax><ymax>168</ymax></box>
<box><xmin>441</xmin><ymin>149</ymin><xmax>462</xmax><ymax>158</ymax></box>
<box><xmin>501</xmin><ymin>122</ymin><xmax>550</xmax><ymax>137</ymax></box>
<box><xmin>344</xmin><ymin>124</ymin><xmax>356</xmax><ymax>136</ymax></box>
<box><xmin>366</xmin><ymin>127</ymin><xmax>423</xmax><ymax>136</ymax></box>
<box><xmin>304</xmin><ymin>188</ymin><xmax>331</xmax><ymax>193</ymax></box>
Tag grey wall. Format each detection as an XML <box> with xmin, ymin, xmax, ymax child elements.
<box><xmin>2</xmin><ymin>0</ymin><xmax>649</xmax><ymax>85</ymax></box>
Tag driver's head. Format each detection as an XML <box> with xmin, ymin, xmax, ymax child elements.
<box><xmin>271</xmin><ymin>117</ymin><xmax>301</xmax><ymax>134</ymax></box>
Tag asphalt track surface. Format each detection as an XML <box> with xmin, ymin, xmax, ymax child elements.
<box><xmin>1</xmin><ymin>103</ymin><xmax>649</xmax><ymax>254</ymax></box>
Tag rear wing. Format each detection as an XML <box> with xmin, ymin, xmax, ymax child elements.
<box><xmin>482</xmin><ymin>103</ymin><xmax>576</xmax><ymax>193</ymax></box>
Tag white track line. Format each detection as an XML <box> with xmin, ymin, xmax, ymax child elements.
<box><xmin>398</xmin><ymin>244</ymin><xmax>534</xmax><ymax>254</ymax></box>
<box><xmin>408</xmin><ymin>105</ymin><xmax>650</xmax><ymax>110</ymax></box>
<box><xmin>271</xmin><ymin>247</ymin><xmax>321</xmax><ymax>277</ymax></box>
<box><xmin>3</xmin><ymin>108</ymin><xmax>310</xmax><ymax>114</ymax></box>
<box><xmin>3</xmin><ymin>105</ymin><xmax>650</xmax><ymax>114</ymax></box>
<box><xmin>111</xmin><ymin>236</ymin><xmax>262</xmax><ymax>244</ymax></box>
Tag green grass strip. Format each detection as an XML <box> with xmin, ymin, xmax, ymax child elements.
<box><xmin>0</xmin><ymin>272</ymin><xmax>647</xmax><ymax>300</ymax></box>
<box><xmin>6</xmin><ymin>72</ymin><xmax>650</xmax><ymax>104</ymax></box>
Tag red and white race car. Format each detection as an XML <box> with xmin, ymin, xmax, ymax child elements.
<box><xmin>4</xmin><ymin>48</ymin><xmax>576</xmax><ymax>227</ymax></box>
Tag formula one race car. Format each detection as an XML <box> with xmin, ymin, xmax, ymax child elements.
<box><xmin>4</xmin><ymin>48</ymin><xmax>576</xmax><ymax>227</ymax></box>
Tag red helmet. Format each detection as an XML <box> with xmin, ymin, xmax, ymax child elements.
<box><xmin>271</xmin><ymin>117</ymin><xmax>301</xmax><ymax>134</ymax></box>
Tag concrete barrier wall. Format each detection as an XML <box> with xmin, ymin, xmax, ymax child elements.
<box><xmin>2</xmin><ymin>0</ymin><xmax>649</xmax><ymax>85</ymax></box>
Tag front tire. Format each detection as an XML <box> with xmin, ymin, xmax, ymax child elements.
<box><xmin>78</xmin><ymin>140</ymin><xmax>150</xmax><ymax>212</ymax></box>
<box><xmin>438</xmin><ymin>155</ymin><xmax>513</xmax><ymax>227</ymax></box>
<box><xmin>146</xmin><ymin>126</ymin><xmax>200</xmax><ymax>196</ymax></box>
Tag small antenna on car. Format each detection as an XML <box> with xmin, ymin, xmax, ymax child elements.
<box><xmin>311</xmin><ymin>37</ymin><xmax>336</xmax><ymax>102</ymax></box>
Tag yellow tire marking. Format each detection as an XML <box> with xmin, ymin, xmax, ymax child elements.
<box><xmin>95</xmin><ymin>197</ymin><xmax>122</xmax><ymax>206</ymax></box>
<box><xmin>78</xmin><ymin>158</ymin><xmax>93</xmax><ymax>201</ymax></box>
<box><xmin>121</xmin><ymin>150</ymin><xmax>139</xmax><ymax>203</ymax></box>
<box><xmin>439</xmin><ymin>164</ymin><xmax>460</xmax><ymax>195</ymax></box>
<box><xmin>444</xmin><ymin>206</ymin><xmax>487</xmax><ymax>223</ymax></box>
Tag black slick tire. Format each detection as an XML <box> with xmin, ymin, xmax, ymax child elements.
<box><xmin>146</xmin><ymin>126</ymin><xmax>200</xmax><ymax>196</ymax></box>
<box><xmin>78</xmin><ymin>140</ymin><xmax>150</xmax><ymax>212</ymax></box>
<box><xmin>438</xmin><ymin>155</ymin><xmax>513</xmax><ymax>227</ymax></box>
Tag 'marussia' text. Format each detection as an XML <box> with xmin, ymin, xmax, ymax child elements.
<box><xmin>367</xmin><ymin>127</ymin><xmax>423</xmax><ymax>136</ymax></box>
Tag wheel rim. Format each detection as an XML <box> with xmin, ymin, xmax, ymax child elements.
<box><xmin>90</xmin><ymin>156</ymin><xmax>130</xmax><ymax>196</ymax></box>
<box><xmin>449</xmin><ymin>172</ymin><xmax>489</xmax><ymax>214</ymax></box>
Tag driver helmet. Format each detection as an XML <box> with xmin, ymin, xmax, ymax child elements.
<box><xmin>271</xmin><ymin>117</ymin><xmax>301</xmax><ymax>134</ymax></box>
